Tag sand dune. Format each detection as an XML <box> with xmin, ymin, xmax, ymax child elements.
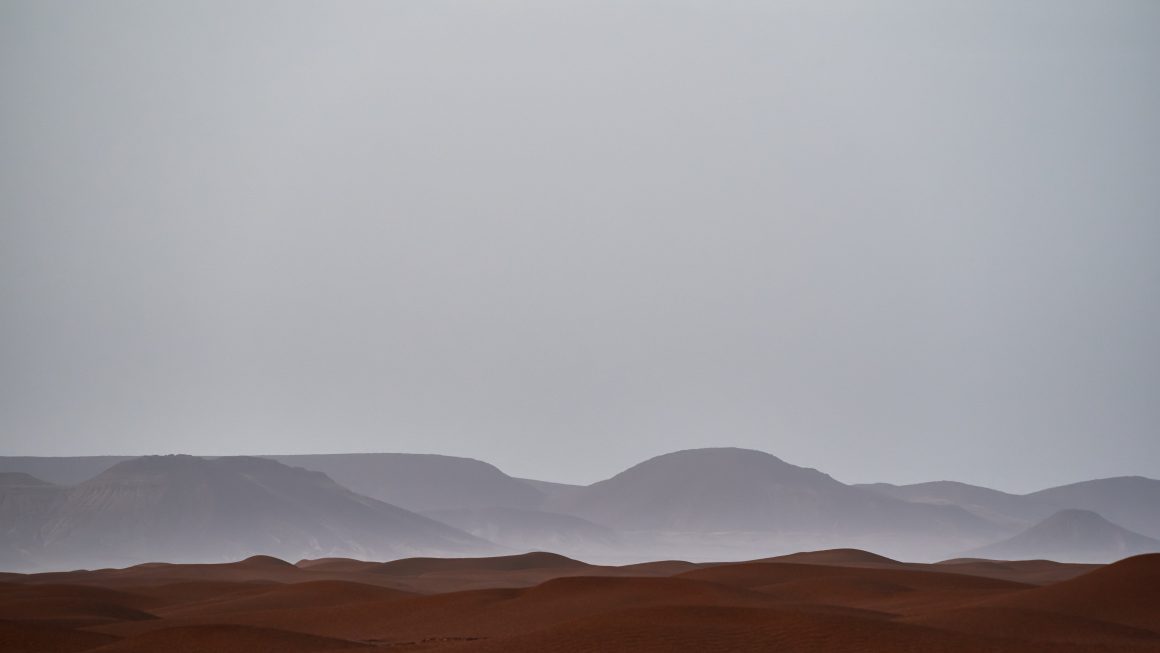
<box><xmin>86</xmin><ymin>624</ymin><xmax>367</xmax><ymax>653</ymax></box>
<box><xmin>678</xmin><ymin>560</ymin><xmax>1036</xmax><ymax>617</ymax></box>
<box><xmin>0</xmin><ymin>584</ymin><xmax>159</xmax><ymax>629</ymax></box>
<box><xmin>932</xmin><ymin>558</ymin><xmax>1099</xmax><ymax>584</ymax></box>
<box><xmin>13</xmin><ymin>558</ymin><xmax>314</xmax><ymax>588</ymax></box>
<box><xmin>129</xmin><ymin>580</ymin><xmax>281</xmax><ymax>606</ymax></box>
<box><xmin>1</xmin><ymin>550</ymin><xmax>1158</xmax><ymax>651</ymax></box>
<box><xmin>966</xmin><ymin>509</ymin><xmax>1160</xmax><ymax>563</ymax></box>
<box><xmin>760</xmin><ymin>548</ymin><xmax>907</xmax><ymax>567</ymax></box>
<box><xmin>904</xmin><ymin>606</ymin><xmax>1160</xmax><ymax>645</ymax></box>
<box><xmin>447</xmin><ymin>604</ymin><xmax>1156</xmax><ymax>653</ymax></box>
<box><xmin>0</xmin><ymin>584</ymin><xmax>155</xmax><ymax>610</ymax></box>
<box><xmin>155</xmin><ymin>580</ymin><xmax>413</xmax><ymax>618</ymax></box>
<box><xmin>982</xmin><ymin>553</ymin><xmax>1160</xmax><ymax>631</ymax></box>
<box><xmin>294</xmin><ymin>558</ymin><xmax>382</xmax><ymax>573</ymax></box>
<box><xmin>0</xmin><ymin>620</ymin><xmax>118</xmax><ymax>653</ymax></box>
<box><xmin>372</xmin><ymin>551</ymin><xmax>589</xmax><ymax>576</ymax></box>
<box><xmin>679</xmin><ymin>560</ymin><xmax>1030</xmax><ymax>594</ymax></box>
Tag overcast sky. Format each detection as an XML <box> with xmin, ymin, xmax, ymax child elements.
<box><xmin>2</xmin><ymin>1</ymin><xmax>1158</xmax><ymax>492</ymax></box>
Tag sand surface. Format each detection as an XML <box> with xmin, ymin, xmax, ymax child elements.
<box><xmin>2</xmin><ymin>550</ymin><xmax>1157</xmax><ymax>652</ymax></box>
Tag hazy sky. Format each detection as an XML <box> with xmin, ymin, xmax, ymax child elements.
<box><xmin>2</xmin><ymin>1</ymin><xmax>1158</xmax><ymax>492</ymax></box>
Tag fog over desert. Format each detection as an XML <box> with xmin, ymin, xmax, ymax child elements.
<box><xmin>3</xmin><ymin>0</ymin><xmax>1159</xmax><ymax>650</ymax></box>
<box><xmin>2</xmin><ymin>450</ymin><xmax>1160</xmax><ymax>650</ymax></box>
<box><xmin>4</xmin><ymin>448</ymin><xmax>1158</xmax><ymax>571</ymax></box>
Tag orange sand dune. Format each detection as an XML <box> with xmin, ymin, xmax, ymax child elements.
<box><xmin>371</xmin><ymin>551</ymin><xmax>589</xmax><ymax>576</ymax></box>
<box><xmin>128</xmin><ymin>580</ymin><xmax>280</xmax><ymax>606</ymax></box>
<box><xmin>679</xmin><ymin>560</ymin><xmax>1030</xmax><ymax>593</ymax></box>
<box><xmin>760</xmin><ymin>548</ymin><xmax>907</xmax><ymax>567</ymax></box>
<box><xmin>85</xmin><ymin>624</ymin><xmax>367</xmax><ymax>653</ymax></box>
<box><xmin>294</xmin><ymin>558</ymin><xmax>382</xmax><ymax>573</ymax></box>
<box><xmin>934</xmin><ymin>558</ymin><xmax>1099</xmax><ymax>585</ymax></box>
<box><xmin>904</xmin><ymin>605</ymin><xmax>1160</xmax><ymax>645</ymax></box>
<box><xmin>15</xmin><ymin>557</ymin><xmax>314</xmax><ymax>588</ymax></box>
<box><xmin>0</xmin><ymin>584</ymin><xmax>156</xmax><ymax>610</ymax></box>
<box><xmin>0</xmin><ymin>620</ymin><xmax>118</xmax><ymax>653</ymax></box>
<box><xmin>678</xmin><ymin>561</ymin><xmax>1037</xmax><ymax>617</ymax></box>
<box><xmin>1</xmin><ymin>551</ymin><xmax>1158</xmax><ymax>651</ymax></box>
<box><xmin>0</xmin><ymin>598</ymin><xmax>156</xmax><ymax>629</ymax></box>
<box><xmin>361</xmin><ymin>551</ymin><xmax>608</xmax><ymax>593</ymax></box>
<box><xmin>93</xmin><ymin>575</ymin><xmax>786</xmax><ymax>643</ymax></box>
<box><xmin>753</xmin><ymin>549</ymin><xmax>1096</xmax><ymax>585</ymax></box>
<box><xmin>982</xmin><ymin>553</ymin><xmax>1160</xmax><ymax>631</ymax></box>
<box><xmin>449</xmin><ymin>604</ymin><xmax>1158</xmax><ymax>653</ymax></box>
<box><xmin>155</xmin><ymin>580</ymin><xmax>413</xmax><ymax>618</ymax></box>
<box><xmin>615</xmin><ymin>559</ymin><xmax>704</xmax><ymax>575</ymax></box>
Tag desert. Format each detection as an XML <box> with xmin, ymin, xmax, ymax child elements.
<box><xmin>2</xmin><ymin>549</ymin><xmax>1158</xmax><ymax>652</ymax></box>
<box><xmin>5</xmin><ymin>0</ymin><xmax>1158</xmax><ymax>650</ymax></box>
<box><xmin>2</xmin><ymin>450</ymin><xmax>1159</xmax><ymax>652</ymax></box>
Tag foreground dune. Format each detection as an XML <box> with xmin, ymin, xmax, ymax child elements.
<box><xmin>1</xmin><ymin>550</ymin><xmax>1157</xmax><ymax>652</ymax></box>
<box><xmin>85</xmin><ymin>624</ymin><xmax>369</xmax><ymax>653</ymax></box>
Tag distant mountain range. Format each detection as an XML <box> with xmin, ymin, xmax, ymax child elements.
<box><xmin>860</xmin><ymin>475</ymin><xmax>1160</xmax><ymax>539</ymax></box>
<box><xmin>542</xmin><ymin>448</ymin><xmax>1005</xmax><ymax>561</ymax></box>
<box><xmin>1</xmin><ymin>455</ymin><xmax>494</xmax><ymax>571</ymax></box>
<box><xmin>963</xmin><ymin>509</ymin><xmax>1160</xmax><ymax>563</ymax></box>
<box><xmin>266</xmin><ymin>453</ymin><xmax>545</xmax><ymax>512</ymax></box>
<box><xmin>1</xmin><ymin>448</ymin><xmax>1157</xmax><ymax>570</ymax></box>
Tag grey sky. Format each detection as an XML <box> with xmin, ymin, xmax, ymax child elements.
<box><xmin>2</xmin><ymin>0</ymin><xmax>1158</xmax><ymax>492</ymax></box>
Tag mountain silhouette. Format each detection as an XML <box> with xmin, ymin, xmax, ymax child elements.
<box><xmin>22</xmin><ymin>455</ymin><xmax>496</xmax><ymax>570</ymax></box>
<box><xmin>863</xmin><ymin>475</ymin><xmax>1160</xmax><ymax>540</ymax></box>
<box><xmin>546</xmin><ymin>448</ymin><xmax>1003</xmax><ymax>560</ymax></box>
<box><xmin>267</xmin><ymin>453</ymin><xmax>544</xmax><ymax>512</ymax></box>
<box><xmin>0</xmin><ymin>473</ymin><xmax>63</xmax><ymax>569</ymax></box>
<box><xmin>422</xmin><ymin>507</ymin><xmax>621</xmax><ymax>557</ymax></box>
<box><xmin>965</xmin><ymin>509</ymin><xmax>1160</xmax><ymax>563</ymax></box>
<box><xmin>1026</xmin><ymin>477</ymin><xmax>1160</xmax><ymax>539</ymax></box>
<box><xmin>0</xmin><ymin>457</ymin><xmax>134</xmax><ymax>485</ymax></box>
<box><xmin>858</xmin><ymin>480</ymin><xmax>1052</xmax><ymax>528</ymax></box>
<box><xmin>2</xmin><ymin>449</ymin><xmax>1157</xmax><ymax>568</ymax></box>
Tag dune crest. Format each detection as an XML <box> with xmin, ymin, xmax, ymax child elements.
<box><xmin>2</xmin><ymin>550</ymin><xmax>1158</xmax><ymax>652</ymax></box>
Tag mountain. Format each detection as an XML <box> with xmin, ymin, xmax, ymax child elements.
<box><xmin>858</xmin><ymin>480</ymin><xmax>1052</xmax><ymax>528</ymax></box>
<box><xmin>1026</xmin><ymin>476</ymin><xmax>1160</xmax><ymax>540</ymax></box>
<box><xmin>0</xmin><ymin>457</ymin><xmax>132</xmax><ymax>485</ymax></box>
<box><xmin>965</xmin><ymin>509</ymin><xmax>1160</xmax><ymax>563</ymax></box>
<box><xmin>0</xmin><ymin>453</ymin><xmax>552</xmax><ymax>513</ymax></box>
<box><xmin>550</xmin><ymin>448</ymin><xmax>990</xmax><ymax>534</ymax></box>
<box><xmin>0</xmin><ymin>473</ymin><xmax>64</xmax><ymax>568</ymax></box>
<box><xmin>21</xmin><ymin>455</ymin><xmax>496</xmax><ymax>570</ymax></box>
<box><xmin>422</xmin><ymin>507</ymin><xmax>621</xmax><ymax>558</ymax></box>
<box><xmin>519</xmin><ymin>477</ymin><xmax>585</xmax><ymax>504</ymax></box>
<box><xmin>864</xmin><ymin>475</ymin><xmax>1160</xmax><ymax>540</ymax></box>
<box><xmin>267</xmin><ymin>453</ymin><xmax>544</xmax><ymax>512</ymax></box>
<box><xmin>4</xmin><ymin>449</ymin><xmax>1157</xmax><ymax>567</ymax></box>
<box><xmin>980</xmin><ymin>552</ymin><xmax>1160</xmax><ymax>632</ymax></box>
<box><xmin>0</xmin><ymin>472</ymin><xmax>55</xmax><ymax>488</ymax></box>
<box><xmin>546</xmin><ymin>448</ymin><xmax>1005</xmax><ymax>560</ymax></box>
